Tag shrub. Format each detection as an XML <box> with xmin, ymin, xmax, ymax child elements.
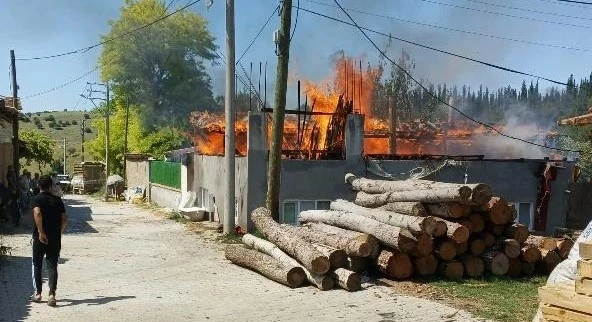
<box><xmin>71</xmin><ymin>120</ymin><xmax>78</xmax><ymax>125</ymax></box>
<box><xmin>84</xmin><ymin>127</ymin><xmax>92</xmax><ymax>133</ymax></box>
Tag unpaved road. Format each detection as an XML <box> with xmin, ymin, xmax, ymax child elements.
<box><xmin>0</xmin><ymin>195</ymin><xmax>484</xmax><ymax>322</ymax></box>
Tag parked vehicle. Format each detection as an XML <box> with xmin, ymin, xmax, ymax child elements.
<box><xmin>56</xmin><ymin>174</ymin><xmax>71</xmax><ymax>193</ymax></box>
<box><xmin>71</xmin><ymin>162</ymin><xmax>105</xmax><ymax>194</ymax></box>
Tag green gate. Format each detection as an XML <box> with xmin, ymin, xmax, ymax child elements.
<box><xmin>149</xmin><ymin>161</ymin><xmax>181</xmax><ymax>189</ymax></box>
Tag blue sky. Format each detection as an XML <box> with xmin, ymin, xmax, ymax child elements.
<box><xmin>1</xmin><ymin>0</ymin><xmax>592</xmax><ymax>113</ymax></box>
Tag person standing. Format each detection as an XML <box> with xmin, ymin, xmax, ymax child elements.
<box><xmin>19</xmin><ymin>170</ymin><xmax>31</xmax><ymax>213</ymax></box>
<box><xmin>30</xmin><ymin>173</ymin><xmax>40</xmax><ymax>195</ymax></box>
<box><xmin>30</xmin><ymin>175</ymin><xmax>68</xmax><ymax>307</ymax></box>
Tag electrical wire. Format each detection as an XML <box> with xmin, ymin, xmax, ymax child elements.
<box><xmin>554</xmin><ymin>0</ymin><xmax>592</xmax><ymax>4</ymax></box>
<box><xmin>236</xmin><ymin>5</ymin><xmax>279</xmax><ymax>65</ymax></box>
<box><xmin>297</xmin><ymin>5</ymin><xmax>570</xmax><ymax>86</ymax></box>
<box><xmin>462</xmin><ymin>0</ymin><xmax>592</xmax><ymax>21</ymax></box>
<box><xmin>290</xmin><ymin>0</ymin><xmax>300</xmax><ymax>42</ymax></box>
<box><xmin>409</xmin><ymin>0</ymin><xmax>592</xmax><ymax>29</ymax></box>
<box><xmin>331</xmin><ymin>0</ymin><xmax>581</xmax><ymax>153</ymax></box>
<box><xmin>17</xmin><ymin>0</ymin><xmax>203</xmax><ymax>61</ymax></box>
<box><xmin>21</xmin><ymin>67</ymin><xmax>99</xmax><ymax>99</ymax></box>
<box><xmin>302</xmin><ymin>0</ymin><xmax>591</xmax><ymax>52</ymax></box>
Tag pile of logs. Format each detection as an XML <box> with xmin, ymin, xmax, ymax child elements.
<box><xmin>224</xmin><ymin>173</ymin><xmax>575</xmax><ymax>291</ymax></box>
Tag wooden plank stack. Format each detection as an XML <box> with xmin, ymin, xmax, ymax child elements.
<box><xmin>225</xmin><ymin>174</ymin><xmax>575</xmax><ymax>291</ymax></box>
<box><xmin>538</xmin><ymin>241</ymin><xmax>592</xmax><ymax>322</ymax></box>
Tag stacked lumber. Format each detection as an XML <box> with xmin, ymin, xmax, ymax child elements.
<box><xmin>538</xmin><ymin>241</ymin><xmax>592</xmax><ymax>322</ymax></box>
<box><xmin>225</xmin><ymin>175</ymin><xmax>576</xmax><ymax>291</ymax></box>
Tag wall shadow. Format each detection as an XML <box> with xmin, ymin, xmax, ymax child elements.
<box><xmin>0</xmin><ymin>256</ymin><xmax>33</xmax><ymax>322</ymax></box>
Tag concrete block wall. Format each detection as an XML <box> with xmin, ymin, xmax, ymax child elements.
<box><xmin>149</xmin><ymin>183</ymin><xmax>182</xmax><ymax>210</ymax></box>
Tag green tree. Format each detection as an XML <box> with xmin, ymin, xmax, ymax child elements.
<box><xmin>99</xmin><ymin>0</ymin><xmax>217</xmax><ymax>129</ymax></box>
<box><xmin>19</xmin><ymin>130</ymin><xmax>55</xmax><ymax>171</ymax></box>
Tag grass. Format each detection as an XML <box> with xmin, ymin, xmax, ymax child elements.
<box><xmin>216</xmin><ymin>233</ymin><xmax>242</xmax><ymax>244</ymax></box>
<box><xmin>426</xmin><ymin>275</ymin><xmax>546</xmax><ymax>322</ymax></box>
<box><xmin>20</xmin><ymin>110</ymin><xmax>99</xmax><ymax>174</ymax></box>
<box><xmin>167</xmin><ymin>211</ymin><xmax>189</xmax><ymax>224</ymax></box>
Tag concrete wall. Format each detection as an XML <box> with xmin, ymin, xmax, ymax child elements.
<box><xmin>149</xmin><ymin>183</ymin><xmax>181</xmax><ymax>209</ymax></box>
<box><xmin>192</xmin><ymin>155</ymin><xmax>248</xmax><ymax>226</ymax></box>
<box><xmin>126</xmin><ymin>160</ymin><xmax>149</xmax><ymax>188</ymax></box>
<box><xmin>0</xmin><ymin>122</ymin><xmax>13</xmax><ymax>186</ymax></box>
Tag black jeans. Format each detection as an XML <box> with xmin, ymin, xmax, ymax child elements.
<box><xmin>32</xmin><ymin>239</ymin><xmax>61</xmax><ymax>295</ymax></box>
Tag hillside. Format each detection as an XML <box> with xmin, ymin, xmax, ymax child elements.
<box><xmin>20</xmin><ymin>110</ymin><xmax>99</xmax><ymax>175</ymax></box>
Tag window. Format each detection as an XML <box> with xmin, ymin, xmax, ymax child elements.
<box><xmin>511</xmin><ymin>202</ymin><xmax>534</xmax><ymax>231</ymax></box>
<box><xmin>281</xmin><ymin>200</ymin><xmax>331</xmax><ymax>225</ymax></box>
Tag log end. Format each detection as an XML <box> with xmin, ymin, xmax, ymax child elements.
<box><xmin>414</xmin><ymin>234</ymin><xmax>434</xmax><ymax>257</ymax></box>
<box><xmin>521</xmin><ymin>246</ymin><xmax>542</xmax><ymax>263</ymax></box>
<box><xmin>422</xmin><ymin>216</ymin><xmax>438</xmax><ymax>237</ymax></box>
<box><xmin>311</xmin><ymin>256</ymin><xmax>331</xmax><ymax>275</ymax></box>
<box><xmin>317</xmin><ymin>275</ymin><xmax>336</xmax><ymax>291</ymax></box>
<box><xmin>414</xmin><ymin>254</ymin><xmax>438</xmax><ymax>276</ymax></box>
<box><xmin>437</xmin><ymin>241</ymin><xmax>457</xmax><ymax>261</ymax></box>
<box><xmin>433</xmin><ymin>220</ymin><xmax>448</xmax><ymax>237</ymax></box>
<box><xmin>451</xmin><ymin>225</ymin><xmax>470</xmax><ymax>244</ymax></box>
<box><xmin>439</xmin><ymin>261</ymin><xmax>464</xmax><ymax>279</ymax></box>
<box><xmin>470</xmin><ymin>239</ymin><xmax>486</xmax><ymax>257</ymax></box>
<box><xmin>286</xmin><ymin>267</ymin><xmax>307</xmax><ymax>288</ymax></box>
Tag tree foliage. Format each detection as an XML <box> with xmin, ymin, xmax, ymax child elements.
<box><xmin>99</xmin><ymin>0</ymin><xmax>218</xmax><ymax>129</ymax></box>
<box><xmin>87</xmin><ymin>98</ymin><xmax>185</xmax><ymax>175</ymax></box>
<box><xmin>19</xmin><ymin>130</ymin><xmax>54</xmax><ymax>170</ymax></box>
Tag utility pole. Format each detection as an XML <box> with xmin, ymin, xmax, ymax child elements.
<box><xmin>123</xmin><ymin>95</ymin><xmax>129</xmax><ymax>184</ymax></box>
<box><xmin>105</xmin><ymin>85</ymin><xmax>110</xmax><ymax>202</ymax></box>
<box><xmin>81</xmin><ymin>118</ymin><xmax>86</xmax><ymax>162</ymax></box>
<box><xmin>266</xmin><ymin>0</ymin><xmax>292</xmax><ymax>221</ymax></box>
<box><xmin>10</xmin><ymin>50</ymin><xmax>19</xmax><ymax>202</ymax></box>
<box><xmin>223</xmin><ymin>0</ymin><xmax>236</xmax><ymax>235</ymax></box>
<box><xmin>63</xmin><ymin>138</ymin><xmax>67</xmax><ymax>174</ymax></box>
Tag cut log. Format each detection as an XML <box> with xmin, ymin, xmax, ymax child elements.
<box><xmin>482</xmin><ymin>197</ymin><xmax>515</xmax><ymax>225</ymax></box>
<box><xmin>432</xmin><ymin>219</ymin><xmax>448</xmax><ymax>237</ymax></box>
<box><xmin>482</xmin><ymin>250</ymin><xmax>510</xmax><ymax>275</ymax></box>
<box><xmin>330</xmin><ymin>199</ymin><xmax>437</xmax><ymax>235</ymax></box>
<box><xmin>252</xmin><ymin>207</ymin><xmax>330</xmax><ymax>274</ymax></box>
<box><xmin>540</xmin><ymin>249</ymin><xmax>561</xmax><ymax>272</ymax></box>
<box><xmin>581</xmin><ymin>241</ymin><xmax>592</xmax><ymax>260</ymax></box>
<box><xmin>439</xmin><ymin>260</ymin><xmax>464</xmax><ymax>279</ymax></box>
<box><xmin>332</xmin><ymin>268</ymin><xmax>361</xmax><ymax>292</ymax></box>
<box><xmin>522</xmin><ymin>261</ymin><xmax>536</xmax><ymax>276</ymax></box>
<box><xmin>313</xmin><ymin>244</ymin><xmax>348</xmax><ymax>269</ymax></box>
<box><xmin>469</xmin><ymin>239</ymin><xmax>486</xmax><ymax>256</ymax></box>
<box><xmin>380</xmin><ymin>202</ymin><xmax>428</xmax><ymax>217</ymax></box>
<box><xmin>468</xmin><ymin>213</ymin><xmax>485</xmax><ymax>233</ymax></box>
<box><xmin>539</xmin><ymin>282</ymin><xmax>592</xmax><ymax>316</ymax></box>
<box><xmin>455</xmin><ymin>241</ymin><xmax>468</xmax><ymax>256</ymax></box>
<box><xmin>578</xmin><ymin>259</ymin><xmax>592</xmax><ymax>279</ymax></box>
<box><xmin>345</xmin><ymin>174</ymin><xmax>491</xmax><ymax>204</ymax></box>
<box><xmin>556</xmin><ymin>238</ymin><xmax>575</xmax><ymax>259</ymax></box>
<box><xmin>354</xmin><ymin>188</ymin><xmax>472</xmax><ymax>208</ymax></box>
<box><xmin>348</xmin><ymin>256</ymin><xmax>369</xmax><ymax>273</ymax></box>
<box><xmin>524</xmin><ymin>235</ymin><xmax>557</xmax><ymax>251</ymax></box>
<box><xmin>304</xmin><ymin>222</ymin><xmax>377</xmax><ymax>257</ymax></box>
<box><xmin>520</xmin><ymin>244</ymin><xmax>542</xmax><ymax>263</ymax></box>
<box><xmin>414</xmin><ymin>233</ymin><xmax>434</xmax><ymax>257</ymax></box>
<box><xmin>285</xmin><ymin>224</ymin><xmax>371</xmax><ymax>257</ymax></box>
<box><xmin>481</xmin><ymin>232</ymin><xmax>496</xmax><ymax>248</ymax></box>
<box><xmin>242</xmin><ymin>234</ymin><xmax>333</xmax><ymax>290</ymax></box>
<box><xmin>575</xmin><ymin>276</ymin><xmax>592</xmax><ymax>296</ymax></box>
<box><xmin>299</xmin><ymin>210</ymin><xmax>418</xmax><ymax>252</ymax></box>
<box><xmin>505</xmin><ymin>223</ymin><xmax>529</xmax><ymax>244</ymax></box>
<box><xmin>225</xmin><ymin>245</ymin><xmax>306</xmax><ymax>288</ymax></box>
<box><xmin>425</xmin><ymin>202</ymin><xmax>471</xmax><ymax>218</ymax></box>
<box><xmin>502</xmin><ymin>239</ymin><xmax>521</xmax><ymax>259</ymax></box>
<box><xmin>414</xmin><ymin>254</ymin><xmax>438</xmax><ymax>276</ymax></box>
<box><xmin>460</xmin><ymin>254</ymin><xmax>484</xmax><ymax>278</ymax></box>
<box><xmin>376</xmin><ymin>249</ymin><xmax>413</xmax><ymax>279</ymax></box>
<box><xmin>434</xmin><ymin>239</ymin><xmax>457</xmax><ymax>261</ymax></box>
<box><xmin>507</xmin><ymin>258</ymin><xmax>522</xmax><ymax>277</ymax></box>
<box><xmin>540</xmin><ymin>303</ymin><xmax>592</xmax><ymax>322</ymax></box>
<box><xmin>440</xmin><ymin>219</ymin><xmax>470</xmax><ymax>243</ymax></box>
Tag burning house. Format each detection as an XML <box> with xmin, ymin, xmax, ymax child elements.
<box><xmin>153</xmin><ymin>58</ymin><xmax>577</xmax><ymax>235</ymax></box>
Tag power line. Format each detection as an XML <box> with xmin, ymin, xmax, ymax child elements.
<box><xmin>302</xmin><ymin>0</ymin><xmax>591</xmax><ymax>52</ymax></box>
<box><xmin>462</xmin><ymin>0</ymin><xmax>592</xmax><ymax>21</ymax></box>
<box><xmin>21</xmin><ymin>67</ymin><xmax>98</xmax><ymax>99</ymax></box>
<box><xmin>554</xmin><ymin>0</ymin><xmax>592</xmax><ymax>4</ymax></box>
<box><xmin>409</xmin><ymin>0</ymin><xmax>592</xmax><ymax>29</ymax></box>
<box><xmin>331</xmin><ymin>0</ymin><xmax>580</xmax><ymax>153</ymax></box>
<box><xmin>297</xmin><ymin>5</ymin><xmax>570</xmax><ymax>86</ymax></box>
<box><xmin>290</xmin><ymin>0</ymin><xmax>300</xmax><ymax>41</ymax></box>
<box><xmin>17</xmin><ymin>0</ymin><xmax>203</xmax><ymax>61</ymax></box>
<box><xmin>236</xmin><ymin>5</ymin><xmax>279</xmax><ymax>65</ymax></box>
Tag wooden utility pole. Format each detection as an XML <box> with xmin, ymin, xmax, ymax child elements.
<box><xmin>224</xmin><ymin>0</ymin><xmax>236</xmax><ymax>234</ymax></box>
<box><xmin>388</xmin><ymin>96</ymin><xmax>396</xmax><ymax>155</ymax></box>
<box><xmin>10</xmin><ymin>50</ymin><xmax>19</xmax><ymax>189</ymax></box>
<box><xmin>81</xmin><ymin>118</ymin><xmax>86</xmax><ymax>162</ymax></box>
<box><xmin>63</xmin><ymin>138</ymin><xmax>67</xmax><ymax>174</ymax></box>
<box><xmin>266</xmin><ymin>0</ymin><xmax>292</xmax><ymax>220</ymax></box>
<box><xmin>123</xmin><ymin>95</ymin><xmax>130</xmax><ymax>184</ymax></box>
<box><xmin>104</xmin><ymin>85</ymin><xmax>110</xmax><ymax>201</ymax></box>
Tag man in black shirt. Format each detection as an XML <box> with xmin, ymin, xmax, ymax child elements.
<box><xmin>30</xmin><ymin>175</ymin><xmax>68</xmax><ymax>307</ymax></box>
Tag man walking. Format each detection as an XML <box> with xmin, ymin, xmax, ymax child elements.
<box><xmin>30</xmin><ymin>175</ymin><xmax>68</xmax><ymax>307</ymax></box>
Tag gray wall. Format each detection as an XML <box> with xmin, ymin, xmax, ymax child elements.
<box><xmin>149</xmin><ymin>183</ymin><xmax>181</xmax><ymax>209</ymax></box>
<box><xmin>192</xmin><ymin>155</ymin><xmax>248</xmax><ymax>227</ymax></box>
<box><xmin>126</xmin><ymin>160</ymin><xmax>149</xmax><ymax>188</ymax></box>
